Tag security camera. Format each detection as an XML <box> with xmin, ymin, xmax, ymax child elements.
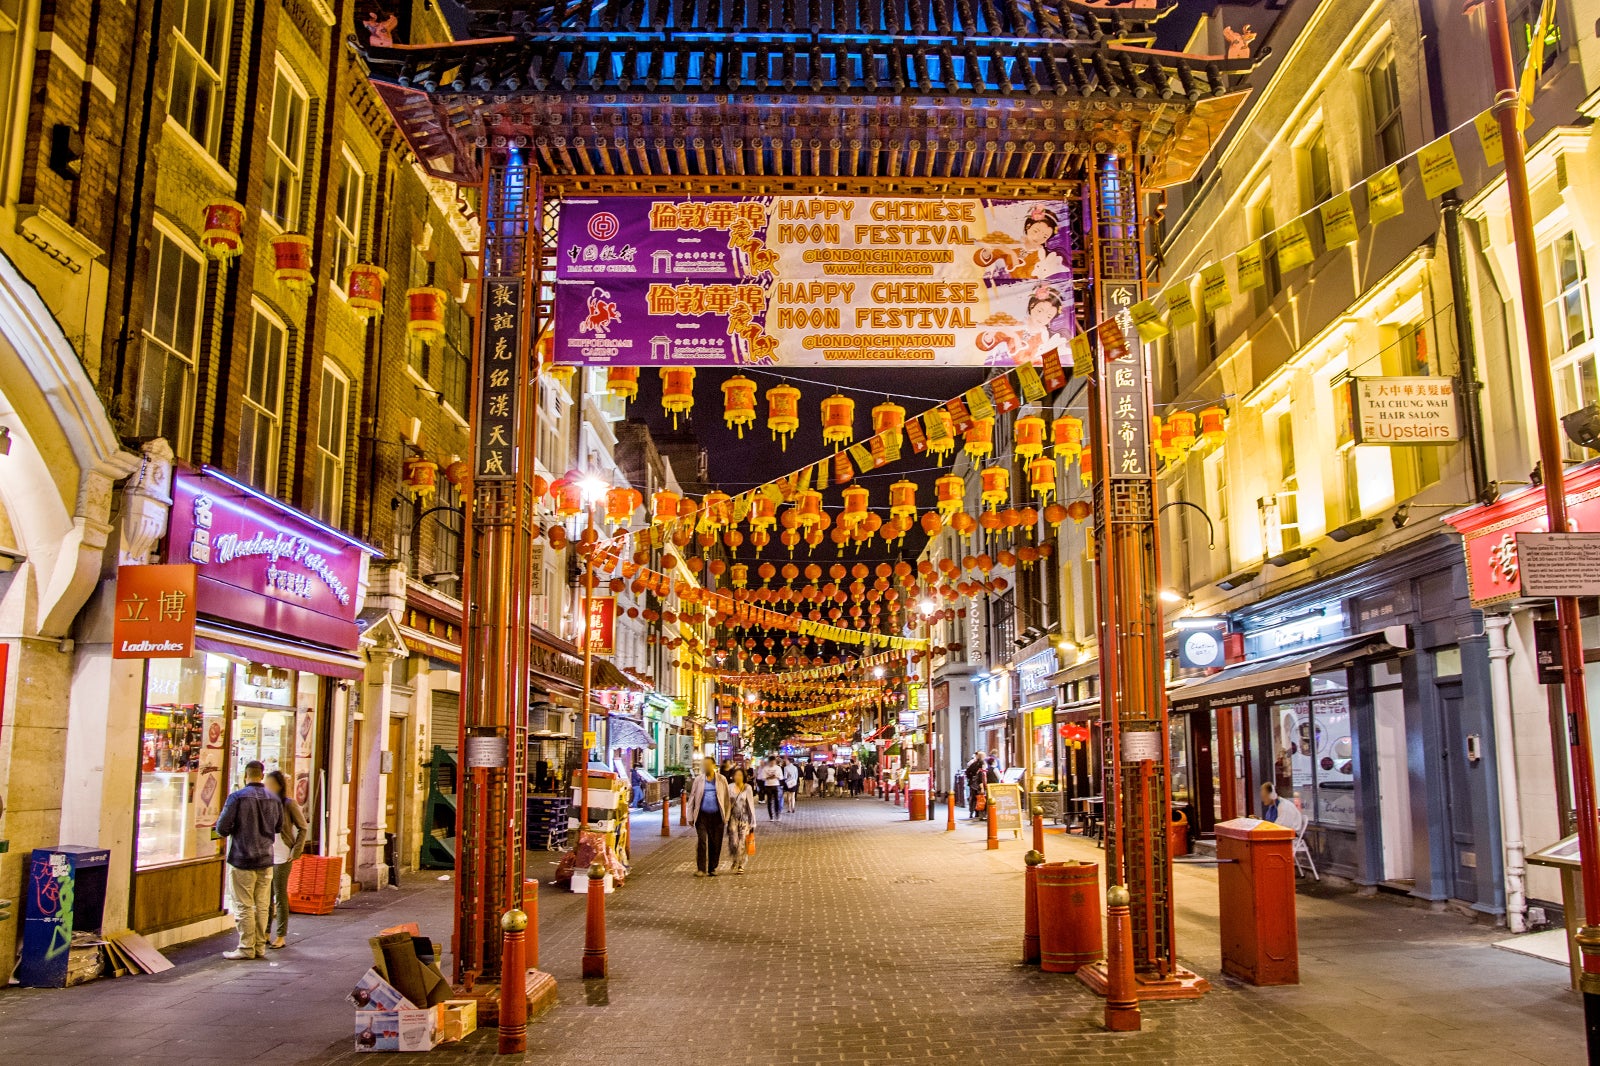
<box><xmin>1563</xmin><ymin>404</ymin><xmax>1600</xmax><ymax>452</ymax></box>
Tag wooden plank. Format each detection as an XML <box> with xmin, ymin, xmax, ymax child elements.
<box><xmin>109</xmin><ymin>931</ymin><xmax>175</xmax><ymax>974</ymax></box>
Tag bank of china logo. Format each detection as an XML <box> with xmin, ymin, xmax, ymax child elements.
<box><xmin>581</xmin><ymin>286</ymin><xmax>620</xmax><ymax>337</ymax></box>
<box><xmin>587</xmin><ymin>211</ymin><xmax>620</xmax><ymax>241</ymax></box>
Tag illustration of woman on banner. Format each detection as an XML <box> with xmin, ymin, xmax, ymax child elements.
<box><xmin>974</xmin><ymin>205</ymin><xmax>1067</xmax><ymax>282</ymax></box>
<box><xmin>977</xmin><ymin>284</ymin><xmax>1068</xmax><ymax>367</ymax></box>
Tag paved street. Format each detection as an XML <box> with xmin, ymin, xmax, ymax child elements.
<box><xmin>0</xmin><ymin>796</ymin><xmax>1581</xmax><ymax>1064</ymax></box>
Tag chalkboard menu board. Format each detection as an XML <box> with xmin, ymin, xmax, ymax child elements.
<box><xmin>986</xmin><ymin>783</ymin><xmax>1023</xmax><ymax>838</ymax></box>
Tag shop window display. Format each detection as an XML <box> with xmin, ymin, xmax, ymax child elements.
<box><xmin>137</xmin><ymin>653</ymin><xmax>229</xmax><ymax>866</ymax></box>
<box><xmin>1283</xmin><ymin>672</ymin><xmax>1355</xmax><ymax>830</ymax></box>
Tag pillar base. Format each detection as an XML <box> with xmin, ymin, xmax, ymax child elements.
<box><xmin>453</xmin><ymin>970</ymin><xmax>559</xmax><ymax>1026</ymax></box>
<box><xmin>1076</xmin><ymin>961</ymin><xmax>1209</xmax><ymax>1000</ymax></box>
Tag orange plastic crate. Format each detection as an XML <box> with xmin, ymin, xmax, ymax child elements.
<box><xmin>287</xmin><ymin>892</ymin><xmax>336</xmax><ymax>915</ymax></box>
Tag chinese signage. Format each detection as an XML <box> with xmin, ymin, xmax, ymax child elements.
<box><xmin>587</xmin><ymin>595</ymin><xmax>616</xmax><ymax>656</ymax></box>
<box><xmin>1515</xmin><ymin>533</ymin><xmax>1600</xmax><ymax>597</ymax></box>
<box><xmin>1017</xmin><ymin>648</ymin><xmax>1059</xmax><ymax>696</ymax></box>
<box><xmin>1104</xmin><ymin>348</ymin><xmax>1150</xmax><ymax>480</ymax></box>
<box><xmin>113</xmin><ymin>564</ymin><xmax>197</xmax><ymax>658</ymax></box>
<box><xmin>168</xmin><ymin>470</ymin><xmax>371</xmax><ymax>648</ymax></box>
<box><xmin>1445</xmin><ymin>462</ymin><xmax>1600</xmax><ymax>606</ymax></box>
<box><xmin>1348</xmin><ymin>377</ymin><xmax>1459</xmax><ymax>444</ymax></box>
<box><xmin>553</xmin><ymin>194</ymin><xmax>1073</xmax><ymax>366</ymax></box>
<box><xmin>475</xmin><ymin>276</ymin><xmax>522</xmax><ymax>480</ymax></box>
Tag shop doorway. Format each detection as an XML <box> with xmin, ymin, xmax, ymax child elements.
<box><xmin>346</xmin><ymin>717</ymin><xmax>363</xmax><ymax>882</ymax></box>
<box><xmin>1437</xmin><ymin>681</ymin><xmax>1477</xmax><ymax>902</ymax></box>
<box><xmin>1373</xmin><ymin>687</ymin><xmax>1415</xmax><ymax>884</ymax></box>
<box><xmin>385</xmin><ymin>714</ymin><xmax>406</xmax><ymax>877</ymax></box>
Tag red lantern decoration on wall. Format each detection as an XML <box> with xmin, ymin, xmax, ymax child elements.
<box><xmin>346</xmin><ymin>264</ymin><xmax>387</xmax><ymax>318</ymax></box>
<box><xmin>200</xmin><ymin>201</ymin><xmax>245</xmax><ymax>261</ymax></box>
<box><xmin>270</xmin><ymin>233</ymin><xmax>313</xmax><ymax>288</ymax></box>
<box><xmin>403</xmin><ymin>457</ymin><xmax>438</xmax><ymax>499</ymax></box>
<box><xmin>444</xmin><ymin>459</ymin><xmax>471</xmax><ymax>490</ymax></box>
<box><xmin>406</xmin><ymin>287</ymin><xmax>448</xmax><ymax>339</ymax></box>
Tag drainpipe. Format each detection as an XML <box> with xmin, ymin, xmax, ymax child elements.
<box><xmin>1442</xmin><ymin>194</ymin><xmax>1495</xmax><ymax>505</ymax></box>
<box><xmin>1486</xmin><ymin>614</ymin><xmax>1527</xmax><ymax>932</ymax></box>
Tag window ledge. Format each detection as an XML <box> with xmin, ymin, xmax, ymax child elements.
<box><xmin>442</xmin><ymin>403</ymin><xmax>468</xmax><ymax>429</ymax></box>
<box><xmin>160</xmin><ymin>116</ymin><xmax>236</xmax><ymax>192</ymax></box>
<box><xmin>15</xmin><ymin>204</ymin><xmax>105</xmax><ymax>273</ymax></box>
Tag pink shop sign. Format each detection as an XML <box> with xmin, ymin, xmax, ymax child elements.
<box><xmin>167</xmin><ymin>468</ymin><xmax>375</xmax><ymax>649</ymax></box>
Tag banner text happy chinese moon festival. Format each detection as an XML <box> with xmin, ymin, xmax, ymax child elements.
<box><xmin>553</xmin><ymin>195</ymin><xmax>1075</xmax><ymax>367</ymax></box>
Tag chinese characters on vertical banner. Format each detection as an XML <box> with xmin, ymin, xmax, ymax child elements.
<box><xmin>1104</xmin><ymin>318</ymin><xmax>1149</xmax><ymax>481</ymax></box>
<box><xmin>475</xmin><ymin>277</ymin><xmax>523</xmax><ymax>480</ymax></box>
<box><xmin>587</xmin><ymin>595</ymin><xmax>616</xmax><ymax>656</ymax></box>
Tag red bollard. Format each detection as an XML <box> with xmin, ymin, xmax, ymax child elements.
<box><xmin>523</xmin><ymin>878</ymin><xmax>540</xmax><ymax>969</ymax></box>
<box><xmin>679</xmin><ymin>789</ymin><xmax>687</xmax><ymax>826</ymax></box>
<box><xmin>661</xmin><ymin>795</ymin><xmax>671</xmax><ymax>837</ymax></box>
<box><xmin>497</xmin><ymin>909</ymin><xmax>529</xmax><ymax>1054</ymax></box>
<box><xmin>1023</xmin><ymin>850</ymin><xmax>1044</xmax><ymax>964</ymax></box>
<box><xmin>582</xmin><ymin>862</ymin><xmax>608</xmax><ymax>979</ymax></box>
<box><xmin>1032</xmin><ymin>805</ymin><xmax>1046</xmax><ymax>853</ymax></box>
<box><xmin>1103</xmin><ymin>885</ymin><xmax>1141</xmax><ymax>1032</ymax></box>
<box><xmin>946</xmin><ymin>790</ymin><xmax>957</xmax><ymax>832</ymax></box>
<box><xmin>986</xmin><ymin>794</ymin><xmax>1000</xmax><ymax>850</ymax></box>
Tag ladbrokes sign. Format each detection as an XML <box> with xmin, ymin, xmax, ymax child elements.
<box><xmin>113</xmin><ymin>564</ymin><xmax>197</xmax><ymax>658</ymax></box>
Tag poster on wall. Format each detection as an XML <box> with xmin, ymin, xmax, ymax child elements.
<box><xmin>554</xmin><ymin>195</ymin><xmax>1074</xmax><ymax>367</ymax></box>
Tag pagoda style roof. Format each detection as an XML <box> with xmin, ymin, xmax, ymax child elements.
<box><xmin>360</xmin><ymin>0</ymin><xmax>1262</xmax><ymax>187</ymax></box>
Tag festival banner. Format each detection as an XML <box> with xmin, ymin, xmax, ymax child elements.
<box><xmin>553</xmin><ymin>194</ymin><xmax>1075</xmax><ymax>367</ymax></box>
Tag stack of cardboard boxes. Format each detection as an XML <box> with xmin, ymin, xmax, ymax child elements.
<box><xmin>349</xmin><ymin>926</ymin><xmax>479</xmax><ymax>1052</ymax></box>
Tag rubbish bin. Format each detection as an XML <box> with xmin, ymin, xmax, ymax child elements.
<box><xmin>16</xmin><ymin>845</ymin><xmax>110</xmax><ymax>987</ymax></box>
<box><xmin>1169</xmin><ymin>808</ymin><xmax>1190</xmax><ymax>857</ymax></box>
<box><xmin>1035</xmin><ymin>860</ymin><xmax>1103</xmax><ymax>973</ymax></box>
<box><xmin>1215</xmin><ymin>817</ymin><xmax>1298</xmax><ymax>985</ymax></box>
<box><xmin>909</xmin><ymin>790</ymin><xmax>928</xmax><ymax>820</ymax></box>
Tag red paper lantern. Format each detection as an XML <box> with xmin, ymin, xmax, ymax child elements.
<box><xmin>270</xmin><ymin>233</ymin><xmax>313</xmax><ymax>288</ymax></box>
<box><xmin>200</xmin><ymin>201</ymin><xmax>245</xmax><ymax>261</ymax></box>
<box><xmin>346</xmin><ymin>264</ymin><xmax>387</xmax><ymax>318</ymax></box>
<box><xmin>406</xmin><ymin>287</ymin><xmax>448</xmax><ymax>339</ymax></box>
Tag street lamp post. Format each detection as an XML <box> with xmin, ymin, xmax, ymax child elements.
<box><xmin>919</xmin><ymin>598</ymin><xmax>938</xmax><ymax>820</ymax></box>
<box><xmin>576</xmin><ymin>474</ymin><xmax>608</xmax><ymax>843</ymax></box>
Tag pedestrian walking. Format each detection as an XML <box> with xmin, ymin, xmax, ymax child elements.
<box><xmin>802</xmin><ymin>761</ymin><xmax>816</xmax><ymax>796</ymax></box>
<box><xmin>761</xmin><ymin>757</ymin><xmax>783</xmax><ymax>819</ymax></box>
<box><xmin>784</xmin><ymin>757</ymin><xmax>800</xmax><ymax>811</ymax></box>
<box><xmin>263</xmin><ymin>769</ymin><xmax>308</xmax><ymax>950</ymax></box>
<box><xmin>726</xmin><ymin>768</ymin><xmax>756</xmax><ymax>874</ymax></box>
<box><xmin>824</xmin><ymin>763</ymin><xmax>836</xmax><ymax>796</ymax></box>
<box><xmin>849</xmin><ymin>761</ymin><xmax>863</xmax><ymax>796</ymax></box>
<box><xmin>687</xmin><ymin>756</ymin><xmax>729</xmax><ymax>877</ymax></box>
<box><xmin>965</xmin><ymin>751</ymin><xmax>988</xmax><ymax>820</ymax></box>
<box><xmin>214</xmin><ymin>760</ymin><xmax>282</xmax><ymax>959</ymax></box>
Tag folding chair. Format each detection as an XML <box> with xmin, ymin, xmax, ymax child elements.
<box><xmin>1292</xmin><ymin>817</ymin><xmax>1319</xmax><ymax>881</ymax></box>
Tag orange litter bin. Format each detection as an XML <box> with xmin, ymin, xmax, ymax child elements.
<box><xmin>1035</xmin><ymin>860</ymin><xmax>1103</xmax><ymax>973</ymax></box>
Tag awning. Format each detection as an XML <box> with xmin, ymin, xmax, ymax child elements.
<box><xmin>195</xmin><ymin>624</ymin><xmax>365</xmax><ymax>681</ymax></box>
<box><xmin>594</xmin><ymin>658</ymin><xmax>646</xmax><ymax>692</ymax></box>
<box><xmin>1167</xmin><ymin>626</ymin><xmax>1408</xmax><ymax>713</ymax></box>
<box><xmin>865</xmin><ymin>722</ymin><xmax>895</xmax><ymax>743</ymax></box>
<box><xmin>608</xmin><ymin>715</ymin><xmax>655</xmax><ymax>750</ymax></box>
<box><xmin>1055</xmin><ymin>696</ymin><xmax>1100</xmax><ymax>721</ymax></box>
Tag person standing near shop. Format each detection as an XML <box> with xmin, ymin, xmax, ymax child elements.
<box><xmin>215</xmin><ymin>760</ymin><xmax>282</xmax><ymax>959</ymax></box>
<box><xmin>725</xmin><ymin>767</ymin><xmax>756</xmax><ymax>874</ymax></box>
<box><xmin>802</xmin><ymin>760</ymin><xmax>816</xmax><ymax>797</ymax></box>
<box><xmin>687</xmin><ymin>755</ymin><xmax>729</xmax><ymax>877</ymax></box>
<box><xmin>783</xmin><ymin>757</ymin><xmax>800</xmax><ymax>812</ymax></box>
<box><xmin>965</xmin><ymin>751</ymin><xmax>988</xmax><ymax>820</ymax></box>
<box><xmin>263</xmin><ymin>770</ymin><xmax>308</xmax><ymax>950</ymax></box>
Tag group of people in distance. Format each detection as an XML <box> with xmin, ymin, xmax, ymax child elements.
<box><xmin>684</xmin><ymin>753</ymin><xmax>876</xmax><ymax>876</ymax></box>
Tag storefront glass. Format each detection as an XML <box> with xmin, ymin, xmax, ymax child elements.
<box><xmin>1284</xmin><ymin>671</ymin><xmax>1355</xmax><ymax>829</ymax></box>
<box><xmin>1169</xmin><ymin>716</ymin><xmax>1191</xmax><ymax>807</ymax></box>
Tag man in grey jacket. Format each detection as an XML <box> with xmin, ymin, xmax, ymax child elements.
<box><xmin>214</xmin><ymin>760</ymin><xmax>282</xmax><ymax>959</ymax></box>
<box><xmin>686</xmin><ymin>756</ymin><xmax>729</xmax><ymax>877</ymax></box>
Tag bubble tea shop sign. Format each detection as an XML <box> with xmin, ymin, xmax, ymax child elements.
<box><xmin>167</xmin><ymin>468</ymin><xmax>372</xmax><ymax>648</ymax></box>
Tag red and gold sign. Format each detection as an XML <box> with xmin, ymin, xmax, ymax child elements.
<box><xmin>406</xmin><ymin>287</ymin><xmax>448</xmax><ymax>339</ymax></box>
<box><xmin>200</xmin><ymin>201</ymin><xmax>245</xmax><ymax>261</ymax></box>
<box><xmin>346</xmin><ymin>264</ymin><xmax>387</xmax><ymax>317</ymax></box>
<box><xmin>113</xmin><ymin>564</ymin><xmax>198</xmax><ymax>659</ymax></box>
<box><xmin>587</xmin><ymin>595</ymin><xmax>617</xmax><ymax>655</ymax></box>
<box><xmin>270</xmin><ymin>233</ymin><xmax>313</xmax><ymax>288</ymax></box>
<box><xmin>403</xmin><ymin>457</ymin><xmax>438</xmax><ymax>499</ymax></box>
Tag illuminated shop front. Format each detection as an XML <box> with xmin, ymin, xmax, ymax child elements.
<box><xmin>130</xmin><ymin>468</ymin><xmax>376</xmax><ymax>941</ymax></box>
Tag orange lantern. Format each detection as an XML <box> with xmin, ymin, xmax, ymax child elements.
<box><xmin>1156</xmin><ymin>416</ymin><xmax>1181</xmax><ymax>463</ymax></box>
<box><xmin>888</xmin><ymin>479</ymin><xmax>917</xmax><ymax>521</ymax></box>
<box><xmin>872</xmin><ymin>400</ymin><xmax>906</xmax><ymax>441</ymax></box>
<box><xmin>406</xmin><ymin>287</ymin><xmax>448</xmax><ymax>340</ymax></box>
<box><xmin>821</xmin><ymin>393</ymin><xmax>855</xmax><ymax>448</ymax></box>
<box><xmin>545</xmin><ymin>364</ymin><xmax>577</xmax><ymax>390</ymax></box>
<box><xmin>444</xmin><ymin>459</ymin><xmax>471</xmax><ymax>490</ymax></box>
<box><xmin>765</xmin><ymin>383</ymin><xmax>802</xmax><ymax>450</ymax></box>
<box><xmin>403</xmin><ymin>457</ymin><xmax>438</xmax><ymax>499</ymax></box>
<box><xmin>552</xmin><ymin>477</ymin><xmax>583</xmax><ymax>517</ymax></box>
<box><xmin>1014</xmin><ymin>415</ymin><xmax>1046</xmax><ymax>459</ymax></box>
<box><xmin>731</xmin><ymin>563</ymin><xmax>749</xmax><ymax>589</ymax></box>
<box><xmin>1028</xmin><ymin>455</ymin><xmax>1058</xmax><ymax>501</ymax></box>
<box><xmin>605</xmin><ymin>486</ymin><xmax>641</xmax><ymax>526</ymax></box>
<box><xmin>660</xmin><ymin>367</ymin><xmax>696</xmax><ymax>427</ymax></box>
<box><xmin>1078</xmin><ymin>444</ymin><xmax>1094</xmax><ymax>488</ymax></box>
<box><xmin>270</xmin><ymin>233</ymin><xmax>313</xmax><ymax>288</ymax></box>
<box><xmin>346</xmin><ymin>264</ymin><xmax>387</xmax><ymax>317</ymax></box>
<box><xmin>924</xmin><ymin>409</ymin><xmax>956</xmax><ymax>462</ymax></box>
<box><xmin>200</xmin><ymin>201</ymin><xmax>245</xmax><ymax>260</ymax></box>
<box><xmin>963</xmin><ymin>418</ymin><xmax>993</xmax><ymax>460</ymax></box>
<box><xmin>795</xmin><ymin>489</ymin><xmax>825</xmax><ymax>528</ymax></box>
<box><xmin>1044</xmin><ymin>502</ymin><xmax>1068</xmax><ymax>528</ymax></box>
<box><xmin>1067</xmin><ymin>499</ymin><xmax>1092</xmax><ymax>524</ymax></box>
<box><xmin>935</xmin><ymin>474</ymin><xmax>965</xmax><ymax>516</ymax></box>
<box><xmin>607</xmin><ymin>366</ymin><xmax>640</xmax><ymax>402</ymax></box>
<box><xmin>1200</xmin><ymin>406</ymin><xmax>1228</xmax><ymax>448</ymax></box>
<box><xmin>750</xmin><ymin>494</ymin><xmax>778</xmax><ymax>532</ymax></box>
<box><xmin>722</xmin><ymin>375</ymin><xmax>758</xmax><ymax>437</ymax></box>
<box><xmin>1052</xmin><ymin>415</ymin><xmax>1085</xmax><ymax>462</ymax></box>
<box><xmin>651</xmin><ymin>489</ymin><xmax>680</xmax><ymax>523</ymax></box>
<box><xmin>701</xmin><ymin>491</ymin><xmax>732</xmax><ymax>531</ymax></box>
<box><xmin>1169</xmin><ymin>410</ymin><xmax>1199</xmax><ymax>452</ymax></box>
<box><xmin>979</xmin><ymin>466</ymin><xmax>1010</xmax><ymax>511</ymax></box>
<box><xmin>840</xmin><ymin>485</ymin><xmax>870</xmax><ymax>530</ymax></box>
<box><xmin>920</xmin><ymin>511</ymin><xmax>943</xmax><ymax>536</ymax></box>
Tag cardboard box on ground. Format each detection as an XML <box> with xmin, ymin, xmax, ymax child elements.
<box><xmin>349</xmin><ymin>923</ymin><xmax>478</xmax><ymax>1052</ymax></box>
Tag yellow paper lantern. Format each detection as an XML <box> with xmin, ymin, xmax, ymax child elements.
<box><xmin>749</xmin><ymin>494</ymin><xmax>778</xmax><ymax>532</ymax></box>
<box><xmin>1052</xmin><ymin>415</ymin><xmax>1084</xmax><ymax>463</ymax></box>
<box><xmin>935</xmin><ymin>474</ymin><xmax>966</xmax><ymax>516</ymax></box>
<box><xmin>1014</xmin><ymin>415</ymin><xmax>1046</xmax><ymax>460</ymax></box>
<box><xmin>1028</xmin><ymin>455</ymin><xmax>1058</xmax><ymax>501</ymax></box>
<box><xmin>551</xmin><ymin>477</ymin><xmax>583</xmax><ymax>518</ymax></box>
<box><xmin>731</xmin><ymin>563</ymin><xmax>749</xmax><ymax>589</ymax></box>
<box><xmin>821</xmin><ymin>393</ymin><xmax>856</xmax><ymax>448</ymax></box>
<box><xmin>1200</xmin><ymin>406</ymin><xmax>1227</xmax><ymax>449</ymax></box>
<box><xmin>606</xmin><ymin>486</ymin><xmax>641</xmax><ymax>526</ymax></box>
<box><xmin>765</xmin><ymin>384</ymin><xmax>802</xmax><ymax>450</ymax></box>
<box><xmin>270</xmin><ymin>233</ymin><xmax>313</xmax><ymax>288</ymax></box>
<box><xmin>840</xmin><ymin>485</ymin><xmax>871</xmax><ymax>530</ymax></box>
<box><xmin>1079</xmin><ymin>445</ymin><xmax>1094</xmax><ymax>488</ymax></box>
<box><xmin>607</xmin><ymin>366</ymin><xmax>640</xmax><ymax>402</ymax></box>
<box><xmin>652</xmin><ymin>489</ymin><xmax>680</xmax><ymax>524</ymax></box>
<box><xmin>925</xmin><ymin>409</ymin><xmax>956</xmax><ymax>462</ymax></box>
<box><xmin>888</xmin><ymin>479</ymin><xmax>918</xmax><ymax>521</ymax></box>
<box><xmin>979</xmin><ymin>466</ymin><xmax>1010</xmax><ymax>511</ymax></box>
<box><xmin>722</xmin><ymin>375</ymin><xmax>758</xmax><ymax>437</ymax></box>
<box><xmin>660</xmin><ymin>367</ymin><xmax>696</xmax><ymax>427</ymax></box>
<box><xmin>964</xmin><ymin>418</ymin><xmax>994</xmax><ymax>460</ymax></box>
<box><xmin>701</xmin><ymin>491</ymin><xmax>733</xmax><ymax>532</ymax></box>
<box><xmin>1169</xmin><ymin>410</ymin><xmax>1199</xmax><ymax>452</ymax></box>
<box><xmin>872</xmin><ymin>400</ymin><xmax>906</xmax><ymax>440</ymax></box>
<box><xmin>795</xmin><ymin>489</ymin><xmax>825</xmax><ymax>529</ymax></box>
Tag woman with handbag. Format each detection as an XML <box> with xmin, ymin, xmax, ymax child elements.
<box><xmin>964</xmin><ymin>751</ymin><xmax>989</xmax><ymax>820</ymax></box>
<box><xmin>725</xmin><ymin>767</ymin><xmax>757</xmax><ymax>874</ymax></box>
